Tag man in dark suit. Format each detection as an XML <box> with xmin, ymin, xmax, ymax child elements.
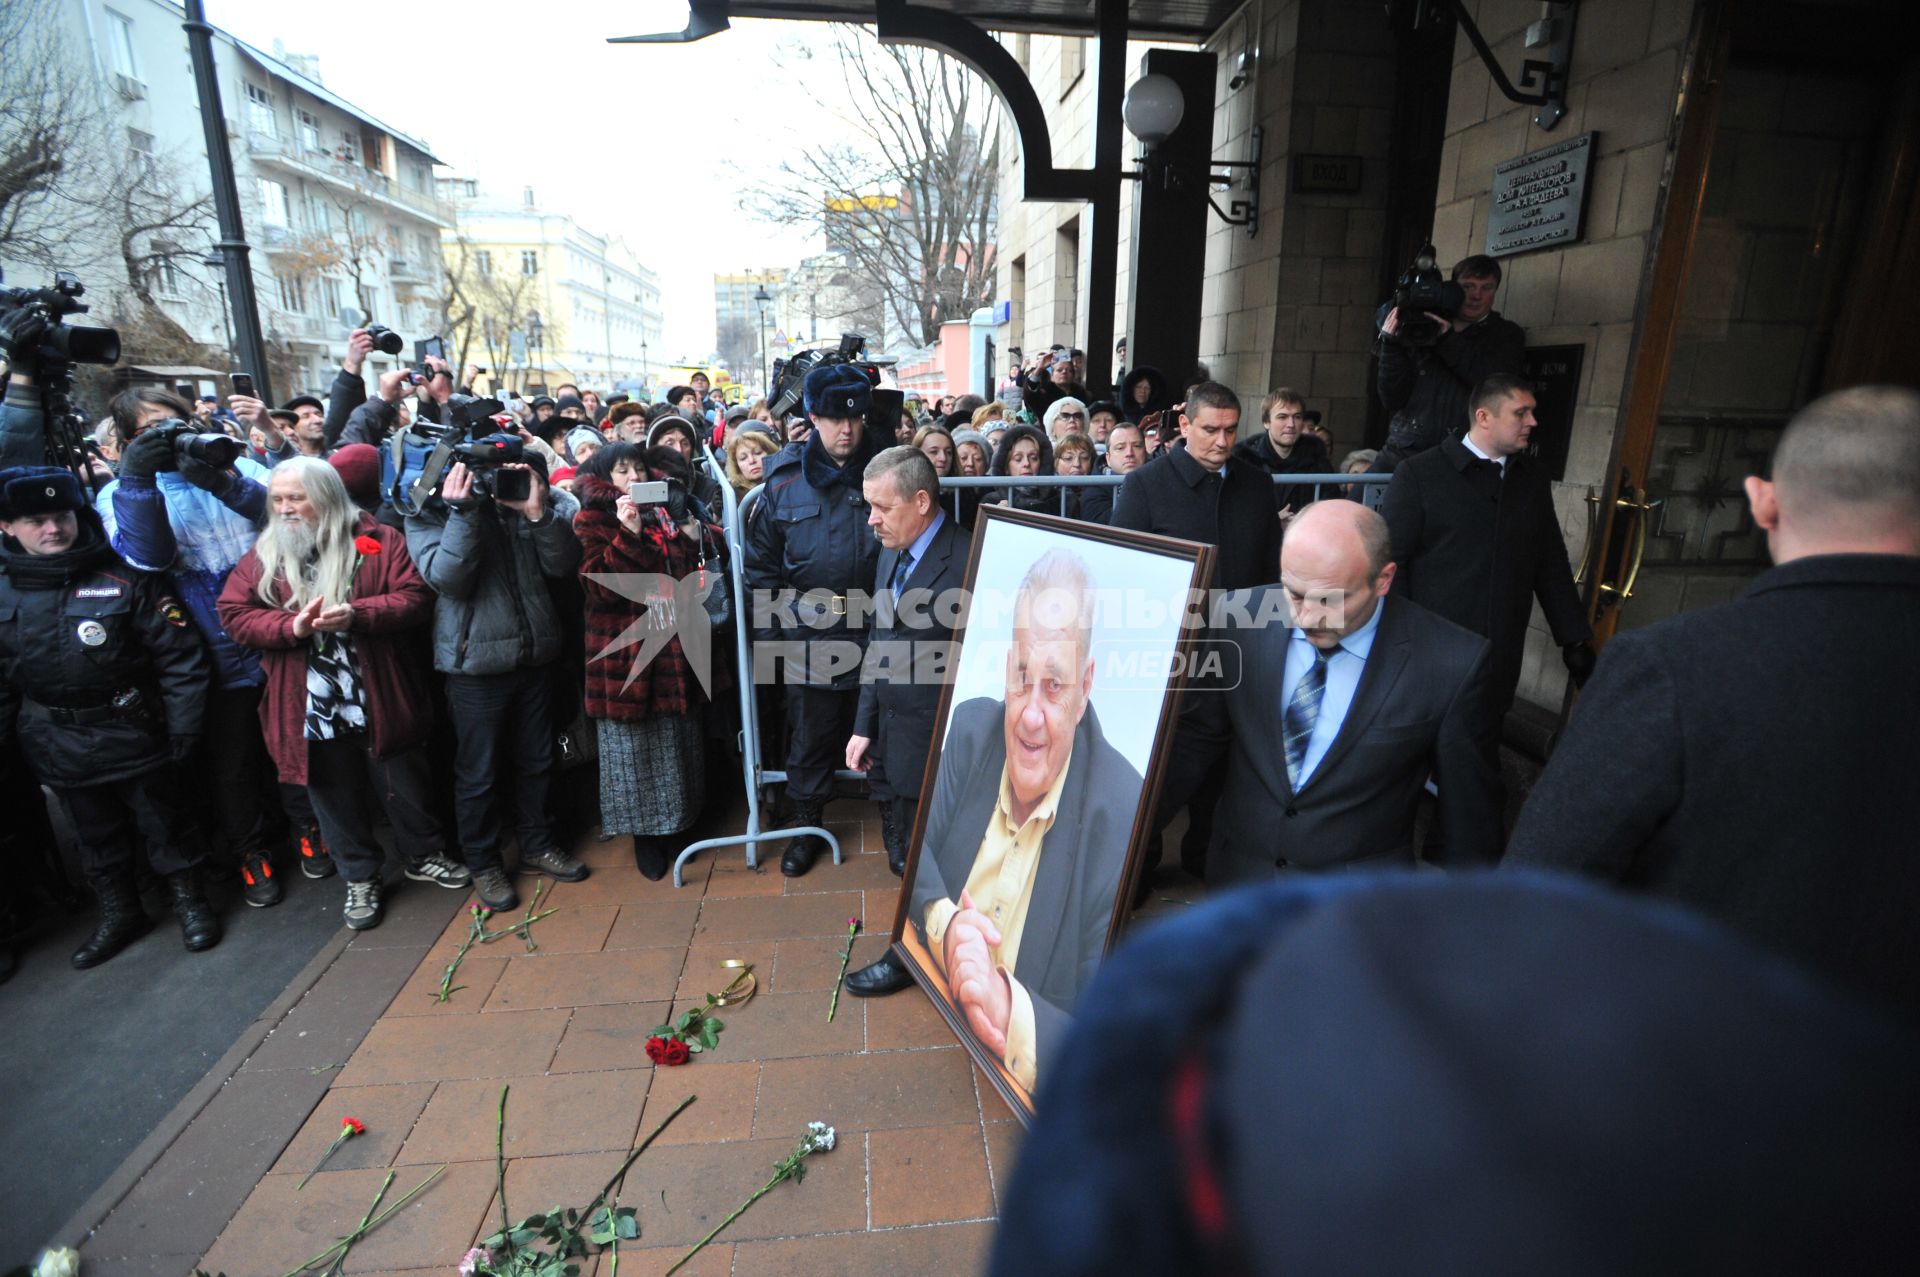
<box><xmin>1381</xmin><ymin>373</ymin><xmax>1593</xmax><ymax>720</ymax></box>
<box><xmin>901</xmin><ymin>548</ymin><xmax>1140</xmax><ymax>1092</ymax></box>
<box><xmin>1508</xmin><ymin>385</ymin><xmax>1920</xmax><ymax>1018</ymax></box>
<box><xmin>1234</xmin><ymin>387</ymin><xmax>1333</xmax><ymax>516</ymax></box>
<box><xmin>1163</xmin><ymin>501</ymin><xmax>1503</xmax><ymax>885</ymax></box>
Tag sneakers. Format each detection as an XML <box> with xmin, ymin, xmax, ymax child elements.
<box><xmin>472</xmin><ymin>866</ymin><xmax>520</xmax><ymax>912</ymax></box>
<box><xmin>240</xmin><ymin>851</ymin><xmax>283</xmax><ymax>907</ymax></box>
<box><xmin>404</xmin><ymin>854</ymin><xmax>473</xmax><ymax>890</ymax></box>
<box><xmin>520</xmin><ymin>847</ymin><xmax>589</xmax><ymax>883</ymax></box>
<box><xmin>297</xmin><ymin>826</ymin><xmax>336</xmax><ymax>879</ymax></box>
<box><xmin>342</xmin><ymin>878</ymin><xmax>383</xmax><ymax>930</ymax></box>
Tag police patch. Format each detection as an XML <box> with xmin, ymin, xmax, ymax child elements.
<box><xmin>158</xmin><ymin>597</ymin><xmax>188</xmax><ymax>628</ymax></box>
<box><xmin>74</xmin><ymin>586</ymin><xmax>124</xmax><ymax>599</ymax></box>
<box><xmin>76</xmin><ymin>620</ymin><xmax>107</xmax><ymax>647</ymax></box>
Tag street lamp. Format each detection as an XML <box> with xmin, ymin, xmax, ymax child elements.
<box><xmin>203</xmin><ymin>248</ymin><xmax>234</xmax><ymax>361</ymax></box>
<box><xmin>752</xmin><ymin>283</ymin><xmax>772</xmax><ymax>394</ymax></box>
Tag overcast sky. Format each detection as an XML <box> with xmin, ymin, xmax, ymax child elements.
<box><xmin>212</xmin><ymin>1</ymin><xmax>848</xmax><ymax>359</ymax></box>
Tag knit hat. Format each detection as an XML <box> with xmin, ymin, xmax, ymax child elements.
<box><xmin>951</xmin><ymin>428</ymin><xmax>990</xmax><ymax>457</ymax></box>
<box><xmin>647</xmin><ymin>415</ymin><xmax>700</xmax><ymax>453</ymax></box>
<box><xmin>554</xmin><ymin>394</ymin><xmax>587</xmax><ymax>416</ymax></box>
<box><xmin>0</xmin><ymin>466</ymin><xmax>85</xmax><ymax>520</ymax></box>
<box><xmin>326</xmin><ymin>444</ymin><xmax>382</xmax><ymax>506</ymax></box>
<box><xmin>803</xmin><ymin>363</ymin><xmax>873</xmax><ymax>419</ymax></box>
<box><xmin>565</xmin><ymin>425</ymin><xmax>604</xmax><ymax>461</ymax></box>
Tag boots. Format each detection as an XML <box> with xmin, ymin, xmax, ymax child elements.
<box><xmin>632</xmin><ymin>834</ymin><xmax>672</xmax><ymax>882</ymax></box>
<box><xmin>71</xmin><ymin>871</ymin><xmax>152</xmax><ymax>969</ymax></box>
<box><xmin>878</xmin><ymin>801</ymin><xmax>908</xmax><ymax>878</ymax></box>
<box><xmin>781</xmin><ymin>800</ymin><xmax>827</xmax><ymax>877</ymax></box>
<box><xmin>166</xmin><ymin>869</ymin><xmax>222</xmax><ymax>953</ymax></box>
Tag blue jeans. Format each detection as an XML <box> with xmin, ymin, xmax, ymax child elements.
<box><xmin>445</xmin><ymin>665</ymin><xmax>559</xmax><ymax>872</ymax></box>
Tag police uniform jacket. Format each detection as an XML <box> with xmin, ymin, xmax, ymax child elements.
<box><xmin>744</xmin><ymin>432</ymin><xmax>881</xmax><ymax>689</ymax></box>
<box><xmin>0</xmin><ymin>513</ymin><xmax>209</xmax><ymax>788</ymax></box>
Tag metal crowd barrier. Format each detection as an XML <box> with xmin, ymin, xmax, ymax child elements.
<box><xmin>670</xmin><ymin>461</ymin><xmax>1392</xmax><ymax>885</ymax></box>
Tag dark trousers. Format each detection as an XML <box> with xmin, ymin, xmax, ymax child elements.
<box><xmin>203</xmin><ymin>684</ymin><xmax>313</xmax><ymax>859</ymax></box>
<box><xmin>783</xmin><ymin>685</ymin><xmax>859</xmax><ymax>805</ymax></box>
<box><xmin>445</xmin><ymin>665</ymin><xmax>558</xmax><ymax>871</ymax></box>
<box><xmin>57</xmin><ymin>767</ymin><xmax>203</xmax><ymax>878</ymax></box>
<box><xmin>305</xmin><ymin>738</ymin><xmax>447</xmax><ymax>882</ymax></box>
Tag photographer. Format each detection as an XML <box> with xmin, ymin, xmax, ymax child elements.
<box><xmin>404</xmin><ymin>450</ymin><xmax>587</xmax><ymax>911</ymax></box>
<box><xmin>1374</xmin><ymin>254</ymin><xmax>1524</xmax><ymax>472</ymax></box>
<box><xmin>341</xmin><ymin>355</ymin><xmax>468</xmax><ymax>448</ymax></box>
<box><xmin>102</xmin><ymin>385</ymin><xmax>316</xmax><ymax>901</ymax></box>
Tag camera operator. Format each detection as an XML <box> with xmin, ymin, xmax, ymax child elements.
<box><xmin>0</xmin><ymin>465</ymin><xmax>218</xmax><ymax>968</ymax></box>
<box><xmin>341</xmin><ymin>355</ymin><xmax>468</xmax><ymax>448</ymax></box>
<box><xmin>1374</xmin><ymin>254</ymin><xmax>1524</xmax><ymax>472</ymax></box>
<box><xmin>745</xmin><ymin>362</ymin><xmax>884</xmax><ymax>877</ymax></box>
<box><xmin>404</xmin><ymin>452</ymin><xmax>588</xmax><ymax>911</ymax></box>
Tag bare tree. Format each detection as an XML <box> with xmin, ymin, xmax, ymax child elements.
<box><xmin>0</xmin><ymin>0</ymin><xmax>116</xmax><ymax>277</ymax></box>
<box><xmin>443</xmin><ymin>234</ymin><xmax>547</xmax><ymax>389</ymax></box>
<box><xmin>749</xmin><ymin>26</ymin><xmax>999</xmax><ymax>351</ymax></box>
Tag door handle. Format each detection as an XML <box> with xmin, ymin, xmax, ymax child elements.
<box><xmin>1597</xmin><ymin>486</ymin><xmax>1654</xmax><ymax>610</ymax></box>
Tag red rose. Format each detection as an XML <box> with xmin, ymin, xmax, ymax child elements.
<box><xmin>353</xmin><ymin>535</ymin><xmax>383</xmax><ymax>556</ymax></box>
<box><xmin>661</xmin><ymin>1038</ymin><xmax>691</xmax><ymax>1067</ymax></box>
<box><xmin>644</xmin><ymin>1035</ymin><xmax>670</xmax><ymax>1064</ymax></box>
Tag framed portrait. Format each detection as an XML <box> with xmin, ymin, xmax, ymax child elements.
<box><xmin>888</xmin><ymin>505</ymin><xmax>1216</xmax><ymax>1124</ymax></box>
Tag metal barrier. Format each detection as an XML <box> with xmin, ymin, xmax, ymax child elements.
<box><xmin>669</xmin><ymin>461</ymin><xmax>1392</xmax><ymax>885</ymax></box>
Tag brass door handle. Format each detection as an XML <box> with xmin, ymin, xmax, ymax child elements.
<box><xmin>1597</xmin><ymin>486</ymin><xmax>1653</xmax><ymax>607</ymax></box>
<box><xmin>1575</xmin><ymin>486</ymin><xmax>1601</xmax><ymax>585</ymax></box>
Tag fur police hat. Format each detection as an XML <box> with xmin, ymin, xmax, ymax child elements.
<box><xmin>804</xmin><ymin>363</ymin><xmax>872</xmax><ymax>419</ymax></box>
<box><xmin>0</xmin><ymin>466</ymin><xmax>86</xmax><ymax>520</ymax></box>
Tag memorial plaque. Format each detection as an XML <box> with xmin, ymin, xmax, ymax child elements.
<box><xmin>1486</xmin><ymin>132</ymin><xmax>1595</xmax><ymax>258</ymax></box>
<box><xmin>1522</xmin><ymin>343</ymin><xmax>1584</xmax><ymax>482</ymax></box>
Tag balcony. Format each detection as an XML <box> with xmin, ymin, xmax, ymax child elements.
<box><xmin>245</xmin><ymin>132</ymin><xmax>456</xmax><ymax>228</ymax></box>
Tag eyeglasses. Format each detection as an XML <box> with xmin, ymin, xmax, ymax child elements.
<box><xmin>1057</xmin><ymin>411</ymin><xmax>1085</xmax><ymax>421</ymax></box>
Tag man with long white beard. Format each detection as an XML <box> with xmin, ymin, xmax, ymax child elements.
<box><xmin>218</xmin><ymin>458</ymin><xmax>464</xmax><ymax>930</ymax></box>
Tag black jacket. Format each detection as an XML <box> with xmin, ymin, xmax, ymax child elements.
<box><xmin>1233</xmin><ymin>430</ymin><xmax>1333</xmax><ymax>514</ymax></box>
<box><xmin>853</xmin><ymin>511</ymin><xmax>967</xmax><ymax>801</ymax></box>
<box><xmin>1110</xmin><ymin>446</ymin><xmax>1281</xmax><ymax>590</ymax></box>
<box><xmin>1507</xmin><ymin>554</ymin><xmax>1920</xmax><ymax>1019</ymax></box>
<box><xmin>1375</xmin><ymin>310</ymin><xmax>1525</xmax><ymax>463</ymax></box>
<box><xmin>1119</xmin><ymin>366</ymin><xmax>1170</xmax><ymax>425</ymax></box>
<box><xmin>320</xmin><ymin>365</ymin><xmax>369</xmax><ymax>449</ymax></box>
<box><xmin>1160</xmin><ymin>592</ymin><xmax>1501</xmax><ymax>886</ymax></box>
<box><xmin>1380</xmin><ymin>434</ymin><xmax>1589</xmax><ymax>714</ymax></box>
<box><xmin>0</xmin><ymin>518</ymin><xmax>209</xmax><ymax>787</ymax></box>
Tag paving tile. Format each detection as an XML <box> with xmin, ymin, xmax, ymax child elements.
<box><xmin>343</xmin><ymin>883</ymin><xmax>470</xmax><ymax>951</ymax></box>
<box><xmin>397</xmin><ymin>1071</ymin><xmax>648</xmax><ymax>1165</ymax></box>
<box><xmin>580</xmin><ymin>1242</ymin><xmax>733</xmax><ymax>1277</ymax></box>
<box><xmin>269</xmin><ymin>1082</ymin><xmax>438</xmax><ymax>1175</ymax></box>
<box><xmin>636</xmin><ymin>1060</ymin><xmax>760</xmax><ymax>1146</ymax></box>
<box><xmin>703</xmin><ymin>989</ymin><xmax>864</xmax><ymax>1063</ymax></box>
<box><xmin>577</xmin><ymin>833</ymin><xmax>638</xmax><ymax>868</ymax></box>
<box><xmin>675</xmin><ymin>944</ymin><xmax>774</xmax><ymax>999</ymax></box>
<box><xmin>730</xmin><ymin>1221</ymin><xmax>997</xmax><ymax>1276</ymax></box>
<box><xmin>241</xmin><ymin>944</ymin><xmax>427</xmax><ymax>1073</ymax></box>
<box><xmin>983</xmin><ymin>1120</ymin><xmax>1025</xmax><ymax>1214</ymax></box>
<box><xmin>335</xmin><ymin>1010</ymin><xmax>570</xmax><ymax>1086</ymax></box>
<box><xmin>866</xmin><ymin>983</ymin><xmax>960</xmax><ymax>1051</ymax></box>
<box><xmin>869</xmin><ymin>1124</ymin><xmax>995</xmax><ymax>1227</ymax></box>
<box><xmin>604</xmin><ymin>1135</ymin><xmax>866</xmax><ymax>1247</ymax></box>
<box><xmin>783</xmin><ymin>849</ymin><xmax>904</xmax><ymax>895</ymax></box>
<box><xmin>974</xmin><ymin>1063</ymin><xmax>1016</xmax><ymax>1123</ymax></box>
<box><xmin>84</xmin><ymin>1065</ymin><xmax>335</xmax><ymax>1258</ymax></box>
<box><xmin>703</xmin><ymin>851</ymin><xmax>789</xmax><ymax>898</ymax></box>
<box><xmin>76</xmin><ymin>1255</ymin><xmax>204</xmax><ymax>1277</ymax></box>
<box><xmin>540</xmin><ymin>862</ymin><xmax>709</xmax><ymax>907</ymax></box>
<box><xmin>549</xmin><ymin>1002</ymin><xmax>673</xmax><ymax>1075</ymax></box>
<box><xmin>487</xmin><ymin>1148</ymin><xmax>629</xmax><ymax>1234</ymax></box>
<box><xmin>756</xmin><ymin>1048</ymin><xmax>978</xmax><ymax>1135</ymax></box>
<box><xmin>193</xmin><ymin>1161</ymin><xmax>496</xmax><ymax>1277</ymax></box>
<box><xmin>483</xmin><ymin>949</ymin><xmax>685</xmax><ymax>1011</ymax></box>
<box><xmin>602</xmin><ymin>899</ymin><xmax>704</xmax><ymax>950</ymax></box>
<box><xmin>772</xmin><ymin>933</ymin><xmax>891</xmax><ymax>992</ymax></box>
<box><xmin>489</xmin><ymin>901</ymin><xmax>620</xmax><ymax>955</ymax></box>
<box><xmin>694</xmin><ymin>892</ymin><xmax>866</xmax><ymax>942</ymax></box>
<box><xmin>383</xmin><ymin>952</ymin><xmax>510</xmax><ymax>1017</ymax></box>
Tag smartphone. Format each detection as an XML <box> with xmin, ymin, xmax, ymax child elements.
<box><xmin>415</xmin><ymin>336</ymin><xmax>449</xmax><ymax>365</ymax></box>
<box><xmin>174</xmin><ymin>382</ymin><xmax>196</xmax><ymax>400</ymax></box>
<box><xmin>492</xmin><ymin>467</ymin><xmax>532</xmax><ymax>502</ymax></box>
<box><xmin>231</xmin><ymin>373</ymin><xmax>256</xmax><ymax>399</ymax></box>
<box><xmin>628</xmin><ymin>480</ymin><xmax>669</xmax><ymax>506</ymax></box>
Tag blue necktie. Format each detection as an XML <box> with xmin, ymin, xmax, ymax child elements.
<box><xmin>1283</xmin><ymin>647</ymin><xmax>1334</xmax><ymax>790</ymax></box>
<box><xmin>890</xmin><ymin>553</ymin><xmax>913</xmax><ymax>602</ymax></box>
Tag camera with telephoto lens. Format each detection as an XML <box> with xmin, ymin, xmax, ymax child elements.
<box><xmin>438</xmin><ymin>398</ymin><xmax>534</xmax><ymax>502</ymax></box>
<box><xmin>143</xmin><ymin>419</ymin><xmax>245</xmax><ymax>469</ymax></box>
<box><xmin>0</xmin><ymin>271</ymin><xmax>122</xmax><ymax>367</ymax></box>
<box><xmin>767</xmin><ymin>331</ymin><xmax>875</xmax><ymax>419</ymax></box>
<box><xmin>364</xmin><ymin>323</ymin><xmax>405</xmax><ymax>356</ymax></box>
<box><xmin>1389</xmin><ymin>243</ymin><xmax>1466</xmax><ymax>347</ymax></box>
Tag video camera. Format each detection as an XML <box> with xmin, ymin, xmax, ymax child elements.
<box><xmin>142</xmin><ymin>419</ymin><xmax>246</xmax><ymax>470</ymax></box>
<box><xmin>403</xmin><ymin>397</ymin><xmax>539</xmax><ymax>506</ymax></box>
<box><xmin>767</xmin><ymin>331</ymin><xmax>877</xmax><ymax>420</ymax></box>
<box><xmin>0</xmin><ymin>271</ymin><xmax>121</xmax><ymax>368</ymax></box>
<box><xmin>1389</xmin><ymin>244</ymin><xmax>1466</xmax><ymax>347</ymax></box>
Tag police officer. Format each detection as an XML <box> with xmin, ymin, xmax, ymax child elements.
<box><xmin>746</xmin><ymin>363</ymin><xmax>883</xmax><ymax>876</ymax></box>
<box><xmin>0</xmin><ymin>466</ymin><xmax>218</xmax><ymax>969</ymax></box>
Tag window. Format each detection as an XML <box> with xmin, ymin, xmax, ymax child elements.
<box><xmin>523</xmin><ymin>186</ymin><xmax>536</xmax><ymax>208</ymax></box>
<box><xmin>297</xmin><ymin>109</ymin><xmax>322</xmax><ymax>153</ymax></box>
<box><xmin>403</xmin><ymin>164</ymin><xmax>427</xmax><ymax>193</ymax></box>
<box><xmin>105</xmin><ymin>9</ymin><xmax>139</xmax><ymax>78</ymax></box>
<box><xmin>150</xmin><ymin>241</ymin><xmax>182</xmax><ymax>296</ymax></box>
<box><xmin>319</xmin><ymin>277</ymin><xmax>342</xmax><ymax>319</ymax></box>
<box><xmin>475</xmin><ymin>250</ymin><xmax>493</xmax><ymax>278</ymax></box>
<box><xmin>521</xmin><ymin>251</ymin><xmax>539</xmax><ymax>277</ymax></box>
<box><xmin>126</xmin><ymin>128</ymin><xmax>155</xmax><ymax>170</ymax></box>
<box><xmin>363</xmin><ymin>134</ymin><xmax>385</xmax><ymax>169</ymax></box>
<box><xmin>276</xmin><ymin>274</ymin><xmax>307</xmax><ymax>313</ymax></box>
<box><xmin>307</xmin><ymin>196</ymin><xmax>331</xmax><ymax>232</ymax></box>
<box><xmin>256</xmin><ymin>178</ymin><xmax>289</xmax><ymax>227</ymax></box>
<box><xmin>245</xmin><ymin>83</ymin><xmax>276</xmax><ymax>138</ymax></box>
<box><xmin>417</xmin><ymin>231</ymin><xmax>437</xmax><ymax>263</ymax></box>
<box><xmin>462</xmin><ymin>179</ymin><xmax>478</xmax><ymax>198</ymax></box>
<box><xmin>337</xmin><ymin>131</ymin><xmax>357</xmax><ymax>164</ymax></box>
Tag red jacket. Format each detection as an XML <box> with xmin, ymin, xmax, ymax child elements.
<box><xmin>215</xmin><ymin>515</ymin><xmax>435</xmax><ymax>785</ymax></box>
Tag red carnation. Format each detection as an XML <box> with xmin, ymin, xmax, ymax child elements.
<box><xmin>342</xmin><ymin>1116</ymin><xmax>366</xmax><ymax>1135</ymax></box>
<box><xmin>353</xmin><ymin>534</ymin><xmax>383</xmax><ymax>556</ymax></box>
<box><xmin>661</xmin><ymin>1037</ymin><xmax>691</xmax><ymax>1067</ymax></box>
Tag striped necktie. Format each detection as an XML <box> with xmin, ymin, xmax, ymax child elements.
<box><xmin>890</xmin><ymin>552</ymin><xmax>913</xmax><ymax>602</ymax></box>
<box><xmin>1283</xmin><ymin>646</ymin><xmax>1334</xmax><ymax>790</ymax></box>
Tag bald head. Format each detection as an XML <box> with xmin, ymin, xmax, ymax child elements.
<box><xmin>1280</xmin><ymin>502</ymin><xmax>1397</xmax><ymax>650</ymax></box>
<box><xmin>1747</xmin><ymin>386</ymin><xmax>1920</xmax><ymax>562</ymax></box>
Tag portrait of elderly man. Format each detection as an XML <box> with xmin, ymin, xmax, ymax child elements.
<box><xmin>908</xmin><ymin>547</ymin><xmax>1141</xmax><ymax>1093</ymax></box>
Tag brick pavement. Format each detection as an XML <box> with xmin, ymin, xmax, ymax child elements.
<box><xmin>167</xmin><ymin>801</ymin><xmax>1018</xmax><ymax>1277</ymax></box>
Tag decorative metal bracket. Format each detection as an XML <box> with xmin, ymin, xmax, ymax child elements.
<box><xmin>607</xmin><ymin>0</ymin><xmax>730</xmax><ymax>45</ymax></box>
<box><xmin>1122</xmin><ymin>125</ymin><xmax>1262</xmax><ymax>238</ymax></box>
<box><xmin>1444</xmin><ymin>0</ymin><xmax>1578</xmax><ymax>130</ymax></box>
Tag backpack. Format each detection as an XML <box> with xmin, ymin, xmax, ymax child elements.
<box><xmin>383</xmin><ymin>426</ymin><xmax>460</xmax><ymax>516</ymax></box>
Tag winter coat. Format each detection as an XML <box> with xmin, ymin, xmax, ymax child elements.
<box><xmin>97</xmin><ymin>456</ymin><xmax>272</xmax><ymax>690</ymax></box>
<box><xmin>0</xmin><ymin>515</ymin><xmax>209</xmax><ymax>787</ymax></box>
<box><xmin>403</xmin><ymin>494</ymin><xmax>582</xmax><ymax>676</ymax></box>
<box><xmin>1375</xmin><ymin>310</ymin><xmax>1526</xmax><ymax>462</ymax></box>
<box><xmin>984</xmin><ymin>424</ymin><xmax>1060</xmax><ymax>515</ymax></box>
<box><xmin>1119</xmin><ymin>366</ymin><xmax>1171</xmax><ymax>424</ymax></box>
<box><xmin>216</xmin><ymin>516</ymin><xmax>435</xmax><ymax>786</ymax></box>
<box><xmin>574</xmin><ymin>475</ymin><xmax>718</xmax><ymax>721</ymax></box>
<box><xmin>1233</xmin><ymin>430</ymin><xmax>1334</xmax><ymax>515</ymax></box>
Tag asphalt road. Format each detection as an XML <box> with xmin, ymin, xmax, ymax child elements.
<box><xmin>0</xmin><ymin>864</ymin><xmax>348</xmax><ymax>1270</ymax></box>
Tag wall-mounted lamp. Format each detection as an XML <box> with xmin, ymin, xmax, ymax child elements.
<box><xmin>1121</xmin><ymin>72</ymin><xmax>1263</xmax><ymax>238</ymax></box>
